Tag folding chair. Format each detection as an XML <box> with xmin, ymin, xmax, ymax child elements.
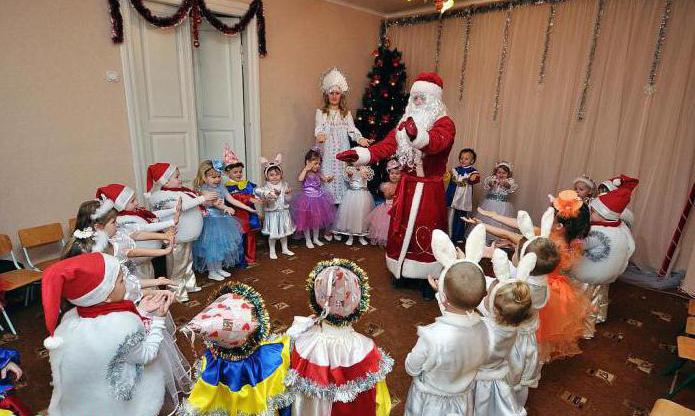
<box><xmin>17</xmin><ymin>223</ymin><xmax>65</xmax><ymax>271</ymax></box>
<box><xmin>0</xmin><ymin>234</ymin><xmax>43</xmax><ymax>334</ymax></box>
<box><xmin>651</xmin><ymin>398</ymin><xmax>695</xmax><ymax>415</ymax></box>
<box><xmin>68</xmin><ymin>218</ymin><xmax>76</xmax><ymax>232</ymax></box>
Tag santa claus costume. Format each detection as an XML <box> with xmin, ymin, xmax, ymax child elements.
<box><xmin>180</xmin><ymin>283</ymin><xmax>293</xmax><ymax>416</ymax></box>
<box><xmin>147</xmin><ymin>162</ymin><xmax>207</xmax><ymax>302</ymax></box>
<box><xmin>223</xmin><ymin>145</ymin><xmax>261</xmax><ymax>265</ymax></box>
<box><xmin>42</xmin><ymin>253</ymin><xmax>168</xmax><ymax>416</ymax></box>
<box><xmin>575</xmin><ymin>175</ymin><xmax>638</xmax><ymax>338</ymax></box>
<box><xmin>96</xmin><ymin>184</ymin><xmax>176</xmax><ymax>280</ymax></box>
<box><xmin>597</xmin><ymin>177</ymin><xmax>636</xmax><ymax>228</ymax></box>
<box><xmin>286</xmin><ymin>259</ymin><xmax>393</xmax><ymax>416</ymax></box>
<box><xmin>337</xmin><ymin>72</ymin><xmax>455</xmax><ymax>297</ymax></box>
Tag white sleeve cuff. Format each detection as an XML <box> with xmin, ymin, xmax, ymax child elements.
<box><xmin>355</xmin><ymin>147</ymin><xmax>372</xmax><ymax>165</ymax></box>
<box><xmin>410</xmin><ymin>122</ymin><xmax>430</xmax><ymax>149</ymax></box>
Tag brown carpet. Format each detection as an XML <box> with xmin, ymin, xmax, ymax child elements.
<box><xmin>4</xmin><ymin>241</ymin><xmax>695</xmax><ymax>415</ymax></box>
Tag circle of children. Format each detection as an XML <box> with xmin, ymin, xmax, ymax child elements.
<box><xmin>0</xmin><ymin>68</ymin><xmax>638</xmax><ymax>416</ymax></box>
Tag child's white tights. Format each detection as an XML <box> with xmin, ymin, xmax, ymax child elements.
<box><xmin>304</xmin><ymin>228</ymin><xmax>324</xmax><ymax>249</ymax></box>
<box><xmin>269</xmin><ymin>237</ymin><xmax>294</xmax><ymax>259</ymax></box>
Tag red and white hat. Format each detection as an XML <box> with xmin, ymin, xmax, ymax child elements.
<box><xmin>411</xmin><ymin>72</ymin><xmax>444</xmax><ymax>100</ymax></box>
<box><xmin>95</xmin><ymin>184</ymin><xmax>135</xmax><ymax>212</ymax></box>
<box><xmin>146</xmin><ymin>162</ymin><xmax>177</xmax><ymax>192</ymax></box>
<box><xmin>41</xmin><ymin>252</ymin><xmax>121</xmax><ymax>349</ymax></box>
<box><xmin>590</xmin><ymin>174</ymin><xmax>639</xmax><ymax>221</ymax></box>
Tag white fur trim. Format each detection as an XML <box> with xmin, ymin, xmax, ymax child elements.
<box><xmin>70</xmin><ymin>255</ymin><xmax>120</xmax><ymax>307</ymax></box>
<box><xmin>409</xmin><ymin>121</ymin><xmax>430</xmax><ymax>150</ymax></box>
<box><xmin>158</xmin><ymin>164</ymin><xmax>177</xmax><ymax>186</ymax></box>
<box><xmin>91</xmin><ymin>196</ymin><xmax>114</xmax><ymax>220</ymax></box>
<box><xmin>114</xmin><ymin>187</ymin><xmax>135</xmax><ymax>212</ymax></box>
<box><xmin>411</xmin><ymin>80</ymin><xmax>442</xmax><ymax>100</ymax></box>
<box><xmin>590</xmin><ymin>197</ymin><xmax>620</xmax><ymax>221</ymax></box>
<box><xmin>354</xmin><ymin>147</ymin><xmax>371</xmax><ymax>165</ymax></box>
<box><xmin>386</xmin><ymin>256</ymin><xmax>442</xmax><ymax>280</ymax></box>
<box><xmin>44</xmin><ymin>336</ymin><xmax>63</xmax><ymax>350</ymax></box>
<box><xmin>394</xmin><ymin>182</ymin><xmax>425</xmax><ymax>278</ymax></box>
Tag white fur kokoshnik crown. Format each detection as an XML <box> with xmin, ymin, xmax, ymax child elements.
<box><xmin>260</xmin><ymin>153</ymin><xmax>282</xmax><ymax>178</ymax></box>
<box><xmin>574</xmin><ymin>174</ymin><xmax>596</xmax><ymax>190</ymax></box>
<box><xmin>321</xmin><ymin>67</ymin><xmax>349</xmax><ymax>94</ymax></box>
<box><xmin>517</xmin><ymin>207</ymin><xmax>555</xmax><ymax>257</ymax></box>
<box><xmin>488</xmin><ymin>248</ymin><xmax>537</xmax><ymax>313</ymax></box>
<box><xmin>495</xmin><ymin>160</ymin><xmax>513</xmax><ymax>173</ymax></box>
<box><xmin>431</xmin><ymin>224</ymin><xmax>487</xmax><ymax>300</ymax></box>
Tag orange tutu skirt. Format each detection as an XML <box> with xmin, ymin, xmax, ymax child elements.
<box><xmin>537</xmin><ymin>272</ymin><xmax>591</xmax><ymax>362</ymax></box>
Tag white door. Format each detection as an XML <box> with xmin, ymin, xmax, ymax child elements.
<box><xmin>193</xmin><ymin>18</ymin><xmax>247</xmax><ymax>164</ymax></box>
<box><xmin>126</xmin><ymin>1</ymin><xmax>200</xmax><ymax>185</ymax></box>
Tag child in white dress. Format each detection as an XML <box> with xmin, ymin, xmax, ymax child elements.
<box><xmin>404</xmin><ymin>225</ymin><xmax>489</xmax><ymax>416</ymax></box>
<box><xmin>333</xmin><ymin>164</ymin><xmax>375</xmax><ymax>245</ymax></box>
<box><xmin>473</xmin><ymin>250</ymin><xmax>535</xmax><ymax>416</ymax></box>
<box><xmin>475</xmin><ymin>161</ymin><xmax>519</xmax><ymax>244</ymax></box>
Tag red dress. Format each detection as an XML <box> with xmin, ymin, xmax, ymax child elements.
<box><xmin>356</xmin><ymin>116</ymin><xmax>455</xmax><ymax>280</ymax></box>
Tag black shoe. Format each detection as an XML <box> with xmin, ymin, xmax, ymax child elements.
<box><xmin>391</xmin><ymin>276</ymin><xmax>404</xmax><ymax>289</ymax></box>
<box><xmin>421</xmin><ymin>282</ymin><xmax>435</xmax><ymax>301</ymax></box>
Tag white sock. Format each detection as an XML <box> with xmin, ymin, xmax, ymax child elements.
<box><xmin>304</xmin><ymin>231</ymin><xmax>315</xmax><ymax>249</ymax></box>
<box><xmin>312</xmin><ymin>228</ymin><xmax>324</xmax><ymax>246</ymax></box>
<box><xmin>269</xmin><ymin>239</ymin><xmax>278</xmax><ymax>259</ymax></box>
<box><xmin>346</xmin><ymin>235</ymin><xmax>354</xmax><ymax>246</ymax></box>
<box><xmin>280</xmin><ymin>237</ymin><xmax>295</xmax><ymax>256</ymax></box>
<box><xmin>359</xmin><ymin>236</ymin><xmax>369</xmax><ymax>245</ymax></box>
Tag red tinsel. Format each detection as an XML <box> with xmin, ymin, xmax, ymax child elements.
<box><xmin>110</xmin><ymin>0</ymin><xmax>267</xmax><ymax>55</ymax></box>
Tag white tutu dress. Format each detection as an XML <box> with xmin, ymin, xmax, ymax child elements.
<box><xmin>334</xmin><ymin>166</ymin><xmax>375</xmax><ymax>237</ymax></box>
<box><xmin>475</xmin><ymin>176</ymin><xmax>519</xmax><ymax>243</ymax></box>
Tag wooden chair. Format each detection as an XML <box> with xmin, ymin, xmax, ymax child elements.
<box><xmin>689</xmin><ymin>299</ymin><xmax>695</xmax><ymax>316</ymax></box>
<box><xmin>0</xmin><ymin>235</ymin><xmax>43</xmax><ymax>334</ymax></box>
<box><xmin>68</xmin><ymin>218</ymin><xmax>76</xmax><ymax>232</ymax></box>
<box><xmin>17</xmin><ymin>223</ymin><xmax>65</xmax><ymax>271</ymax></box>
<box><xmin>651</xmin><ymin>398</ymin><xmax>695</xmax><ymax>415</ymax></box>
<box><xmin>666</xmin><ymin>336</ymin><xmax>695</xmax><ymax>398</ymax></box>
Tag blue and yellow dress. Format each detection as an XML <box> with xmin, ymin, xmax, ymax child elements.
<box><xmin>181</xmin><ymin>335</ymin><xmax>293</xmax><ymax>416</ymax></box>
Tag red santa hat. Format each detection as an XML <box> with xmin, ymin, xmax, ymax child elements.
<box><xmin>411</xmin><ymin>72</ymin><xmax>444</xmax><ymax>100</ymax></box>
<box><xmin>95</xmin><ymin>184</ymin><xmax>135</xmax><ymax>212</ymax></box>
<box><xmin>41</xmin><ymin>252</ymin><xmax>121</xmax><ymax>349</ymax></box>
<box><xmin>146</xmin><ymin>162</ymin><xmax>177</xmax><ymax>192</ymax></box>
<box><xmin>590</xmin><ymin>174</ymin><xmax>639</xmax><ymax>221</ymax></box>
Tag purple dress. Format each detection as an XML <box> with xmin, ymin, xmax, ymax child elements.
<box><xmin>290</xmin><ymin>172</ymin><xmax>336</xmax><ymax>231</ymax></box>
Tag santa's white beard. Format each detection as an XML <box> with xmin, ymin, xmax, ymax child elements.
<box><xmin>395</xmin><ymin>94</ymin><xmax>447</xmax><ymax>170</ymax></box>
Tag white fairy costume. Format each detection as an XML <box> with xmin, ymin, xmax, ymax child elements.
<box><xmin>116</xmin><ymin>208</ymin><xmax>175</xmax><ymax>280</ymax></box>
<box><xmin>315</xmin><ymin>68</ymin><xmax>364</xmax><ymax>204</ymax></box>
<box><xmin>255</xmin><ymin>181</ymin><xmax>296</xmax><ymax>239</ymax></box>
<box><xmin>334</xmin><ymin>165</ymin><xmax>375</xmax><ymax>236</ymax></box>
<box><xmin>404</xmin><ymin>226</ymin><xmax>490</xmax><ymax>416</ymax></box>
<box><xmin>476</xmin><ymin>168</ymin><xmax>519</xmax><ymax>243</ymax></box>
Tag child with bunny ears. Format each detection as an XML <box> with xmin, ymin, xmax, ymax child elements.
<box><xmin>254</xmin><ymin>154</ymin><xmax>296</xmax><ymax>260</ymax></box>
<box><xmin>404</xmin><ymin>225</ymin><xmax>489</xmax><ymax>416</ymax></box>
<box><xmin>473</xmin><ymin>250</ymin><xmax>535</xmax><ymax>416</ymax></box>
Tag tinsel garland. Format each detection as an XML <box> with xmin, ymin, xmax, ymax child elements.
<box><xmin>458</xmin><ymin>14</ymin><xmax>472</xmax><ymax>102</ymax></box>
<box><xmin>538</xmin><ymin>4</ymin><xmax>556</xmax><ymax>84</ymax></box>
<box><xmin>576</xmin><ymin>0</ymin><xmax>605</xmax><ymax>121</ymax></box>
<box><xmin>493</xmin><ymin>5</ymin><xmax>513</xmax><ymax>121</ymax></box>
<box><xmin>110</xmin><ymin>0</ymin><xmax>267</xmax><ymax>55</ymax></box>
<box><xmin>306</xmin><ymin>258</ymin><xmax>371</xmax><ymax>327</ymax></box>
<box><xmin>644</xmin><ymin>0</ymin><xmax>673</xmax><ymax>95</ymax></box>
<box><xmin>434</xmin><ymin>18</ymin><xmax>444</xmax><ymax>72</ymax></box>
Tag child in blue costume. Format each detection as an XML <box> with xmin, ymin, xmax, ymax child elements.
<box><xmin>181</xmin><ymin>282</ymin><xmax>293</xmax><ymax>416</ymax></box>
<box><xmin>223</xmin><ymin>145</ymin><xmax>261</xmax><ymax>266</ymax></box>
<box><xmin>0</xmin><ymin>349</ymin><xmax>31</xmax><ymax>416</ymax></box>
<box><xmin>445</xmin><ymin>148</ymin><xmax>480</xmax><ymax>244</ymax></box>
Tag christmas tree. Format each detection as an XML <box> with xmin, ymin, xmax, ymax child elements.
<box><xmin>355</xmin><ymin>38</ymin><xmax>408</xmax><ymax>197</ymax></box>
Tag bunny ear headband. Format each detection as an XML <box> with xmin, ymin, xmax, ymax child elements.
<box><xmin>260</xmin><ymin>153</ymin><xmax>283</xmax><ymax>177</ymax></box>
<box><xmin>431</xmin><ymin>224</ymin><xmax>487</xmax><ymax>299</ymax></box>
<box><xmin>488</xmin><ymin>248</ymin><xmax>537</xmax><ymax>312</ymax></box>
<box><xmin>517</xmin><ymin>207</ymin><xmax>555</xmax><ymax>257</ymax></box>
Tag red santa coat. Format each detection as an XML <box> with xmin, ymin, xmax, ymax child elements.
<box><xmin>354</xmin><ymin>116</ymin><xmax>455</xmax><ymax>279</ymax></box>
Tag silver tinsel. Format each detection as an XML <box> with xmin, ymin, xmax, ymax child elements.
<box><xmin>538</xmin><ymin>4</ymin><xmax>556</xmax><ymax>84</ymax></box>
<box><xmin>107</xmin><ymin>330</ymin><xmax>146</xmax><ymax>401</ymax></box>
<box><xmin>644</xmin><ymin>0</ymin><xmax>673</xmax><ymax>95</ymax></box>
<box><xmin>577</xmin><ymin>0</ymin><xmax>606</xmax><ymax>121</ymax></box>
<box><xmin>493</xmin><ymin>5</ymin><xmax>513</xmax><ymax>121</ymax></box>
<box><xmin>434</xmin><ymin>18</ymin><xmax>444</xmax><ymax>72</ymax></box>
<box><xmin>458</xmin><ymin>14</ymin><xmax>473</xmax><ymax>101</ymax></box>
<box><xmin>284</xmin><ymin>348</ymin><xmax>395</xmax><ymax>403</ymax></box>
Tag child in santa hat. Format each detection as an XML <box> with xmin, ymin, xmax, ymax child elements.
<box><xmin>286</xmin><ymin>258</ymin><xmax>393</xmax><ymax>416</ymax></box>
<box><xmin>575</xmin><ymin>175</ymin><xmax>638</xmax><ymax>338</ymax></box>
<box><xmin>254</xmin><ymin>154</ymin><xmax>296</xmax><ymax>260</ymax></box>
<box><xmin>147</xmin><ymin>162</ymin><xmax>218</xmax><ymax>302</ymax></box>
<box><xmin>597</xmin><ymin>176</ymin><xmax>636</xmax><ymax>228</ymax></box>
<box><xmin>223</xmin><ymin>144</ymin><xmax>262</xmax><ymax>266</ymax></box>
<box><xmin>366</xmin><ymin>159</ymin><xmax>402</xmax><ymax>246</ymax></box>
<box><xmin>180</xmin><ymin>282</ymin><xmax>294</xmax><ymax>415</ymax></box>
<box><xmin>333</xmin><ymin>162</ymin><xmax>375</xmax><ymax>246</ymax></box>
<box><xmin>95</xmin><ymin>183</ymin><xmax>180</xmax><ymax>280</ymax></box>
<box><xmin>403</xmin><ymin>226</ymin><xmax>489</xmax><ymax>416</ymax></box>
<box><xmin>42</xmin><ymin>253</ymin><xmax>173</xmax><ymax>416</ymax></box>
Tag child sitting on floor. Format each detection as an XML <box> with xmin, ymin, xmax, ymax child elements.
<box><xmin>286</xmin><ymin>258</ymin><xmax>393</xmax><ymax>416</ymax></box>
<box><xmin>0</xmin><ymin>348</ymin><xmax>31</xmax><ymax>416</ymax></box>
<box><xmin>404</xmin><ymin>225</ymin><xmax>489</xmax><ymax>416</ymax></box>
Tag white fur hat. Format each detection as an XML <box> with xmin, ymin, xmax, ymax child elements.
<box><xmin>321</xmin><ymin>68</ymin><xmax>349</xmax><ymax>94</ymax></box>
